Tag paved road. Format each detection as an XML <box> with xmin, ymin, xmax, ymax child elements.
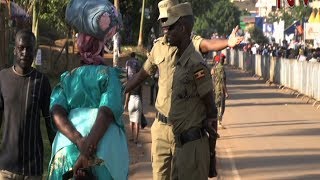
<box><xmin>128</xmin><ymin>66</ymin><xmax>320</xmax><ymax>180</ymax></box>
<box><xmin>217</xmin><ymin>67</ymin><xmax>320</xmax><ymax>180</ymax></box>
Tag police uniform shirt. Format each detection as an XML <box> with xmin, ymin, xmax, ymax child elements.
<box><xmin>168</xmin><ymin>42</ymin><xmax>212</xmax><ymax>135</ymax></box>
<box><xmin>143</xmin><ymin>35</ymin><xmax>204</xmax><ymax>117</ymax></box>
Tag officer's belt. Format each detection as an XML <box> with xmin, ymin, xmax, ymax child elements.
<box><xmin>179</xmin><ymin>128</ymin><xmax>207</xmax><ymax>146</ymax></box>
<box><xmin>156</xmin><ymin>112</ymin><xmax>171</xmax><ymax>124</ymax></box>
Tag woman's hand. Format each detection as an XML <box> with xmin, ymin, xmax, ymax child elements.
<box><xmin>76</xmin><ymin>137</ymin><xmax>97</xmax><ymax>157</ymax></box>
<box><xmin>73</xmin><ymin>155</ymin><xmax>90</xmax><ymax>178</ymax></box>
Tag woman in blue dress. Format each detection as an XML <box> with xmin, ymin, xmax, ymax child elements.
<box><xmin>47</xmin><ymin>7</ymin><xmax>128</xmax><ymax>178</ymax></box>
<box><xmin>48</xmin><ymin>63</ymin><xmax>128</xmax><ymax>179</ymax></box>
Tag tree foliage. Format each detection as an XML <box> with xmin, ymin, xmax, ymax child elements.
<box><xmin>182</xmin><ymin>0</ymin><xmax>216</xmax><ymax>17</ymax></box>
<box><xmin>241</xmin><ymin>9</ymin><xmax>251</xmax><ymax>16</ymax></box>
<box><xmin>119</xmin><ymin>0</ymin><xmax>159</xmax><ymax>45</ymax></box>
<box><xmin>267</xmin><ymin>5</ymin><xmax>312</xmax><ymax>28</ymax></box>
<box><xmin>290</xmin><ymin>5</ymin><xmax>312</xmax><ymax>21</ymax></box>
<box><xmin>12</xmin><ymin>0</ymin><xmax>242</xmax><ymax>46</ymax></box>
<box><xmin>193</xmin><ymin>0</ymin><xmax>241</xmax><ymax>37</ymax></box>
<box><xmin>248</xmin><ymin>26</ymin><xmax>269</xmax><ymax>44</ymax></box>
<box><xmin>194</xmin><ymin>13</ymin><xmax>211</xmax><ymax>37</ymax></box>
<box><xmin>14</xmin><ymin>0</ymin><xmax>69</xmax><ymax>39</ymax></box>
<box><xmin>39</xmin><ymin>0</ymin><xmax>69</xmax><ymax>39</ymax></box>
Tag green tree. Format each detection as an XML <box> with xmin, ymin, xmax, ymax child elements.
<box><xmin>266</xmin><ymin>11</ymin><xmax>281</xmax><ymax>24</ymax></box>
<box><xmin>13</xmin><ymin>0</ymin><xmax>32</xmax><ymax>11</ymax></box>
<box><xmin>248</xmin><ymin>26</ymin><xmax>269</xmax><ymax>44</ymax></box>
<box><xmin>290</xmin><ymin>5</ymin><xmax>312</xmax><ymax>25</ymax></box>
<box><xmin>182</xmin><ymin>0</ymin><xmax>216</xmax><ymax>17</ymax></box>
<box><xmin>267</xmin><ymin>5</ymin><xmax>312</xmax><ymax>28</ymax></box>
<box><xmin>14</xmin><ymin>0</ymin><xmax>69</xmax><ymax>39</ymax></box>
<box><xmin>241</xmin><ymin>9</ymin><xmax>251</xmax><ymax>16</ymax></box>
<box><xmin>39</xmin><ymin>0</ymin><xmax>69</xmax><ymax>39</ymax></box>
<box><xmin>119</xmin><ymin>0</ymin><xmax>159</xmax><ymax>46</ymax></box>
<box><xmin>194</xmin><ymin>13</ymin><xmax>211</xmax><ymax>36</ymax></box>
<box><xmin>193</xmin><ymin>0</ymin><xmax>241</xmax><ymax>37</ymax></box>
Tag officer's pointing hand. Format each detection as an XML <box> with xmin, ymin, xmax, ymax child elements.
<box><xmin>227</xmin><ymin>25</ymin><xmax>244</xmax><ymax>48</ymax></box>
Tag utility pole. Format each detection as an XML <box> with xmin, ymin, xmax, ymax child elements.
<box><xmin>32</xmin><ymin>0</ymin><xmax>39</xmax><ymax>47</ymax></box>
<box><xmin>138</xmin><ymin>0</ymin><xmax>145</xmax><ymax>47</ymax></box>
<box><xmin>114</xmin><ymin>0</ymin><xmax>120</xmax><ymax>11</ymax></box>
<box><xmin>113</xmin><ymin>0</ymin><xmax>120</xmax><ymax>67</ymax></box>
<box><xmin>32</xmin><ymin>0</ymin><xmax>40</xmax><ymax>68</ymax></box>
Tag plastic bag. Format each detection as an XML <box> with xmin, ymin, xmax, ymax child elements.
<box><xmin>65</xmin><ymin>0</ymin><xmax>122</xmax><ymax>41</ymax></box>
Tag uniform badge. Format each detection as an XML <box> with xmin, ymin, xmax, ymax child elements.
<box><xmin>194</xmin><ymin>69</ymin><xmax>205</xmax><ymax>79</ymax></box>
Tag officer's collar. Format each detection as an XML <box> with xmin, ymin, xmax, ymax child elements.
<box><xmin>174</xmin><ymin>42</ymin><xmax>194</xmax><ymax>67</ymax></box>
<box><xmin>160</xmin><ymin>36</ymin><xmax>168</xmax><ymax>45</ymax></box>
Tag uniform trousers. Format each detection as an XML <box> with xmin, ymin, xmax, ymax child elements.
<box><xmin>173</xmin><ymin>136</ymin><xmax>210</xmax><ymax>180</ymax></box>
<box><xmin>216</xmin><ymin>93</ymin><xmax>226</xmax><ymax>122</ymax></box>
<box><xmin>151</xmin><ymin>119</ymin><xmax>210</xmax><ymax>180</ymax></box>
<box><xmin>151</xmin><ymin>118</ymin><xmax>176</xmax><ymax>180</ymax></box>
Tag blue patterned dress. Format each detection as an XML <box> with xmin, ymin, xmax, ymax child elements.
<box><xmin>48</xmin><ymin>65</ymin><xmax>129</xmax><ymax>180</ymax></box>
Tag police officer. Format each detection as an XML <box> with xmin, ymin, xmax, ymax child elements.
<box><xmin>125</xmin><ymin>1</ymin><xmax>243</xmax><ymax>179</ymax></box>
<box><xmin>161</xmin><ymin>3</ymin><xmax>217</xmax><ymax>179</ymax></box>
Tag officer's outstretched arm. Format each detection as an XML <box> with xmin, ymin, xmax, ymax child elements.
<box><xmin>200</xmin><ymin>39</ymin><xmax>229</xmax><ymax>53</ymax></box>
<box><xmin>125</xmin><ymin>68</ymin><xmax>150</xmax><ymax>93</ymax></box>
<box><xmin>199</xmin><ymin>26</ymin><xmax>244</xmax><ymax>53</ymax></box>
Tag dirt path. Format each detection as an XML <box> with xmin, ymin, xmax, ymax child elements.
<box><xmin>124</xmin><ymin>84</ymin><xmax>155</xmax><ymax>179</ymax></box>
<box><xmin>125</xmin><ymin>65</ymin><xmax>320</xmax><ymax>180</ymax></box>
<box><xmin>111</xmin><ymin>54</ymin><xmax>154</xmax><ymax>179</ymax></box>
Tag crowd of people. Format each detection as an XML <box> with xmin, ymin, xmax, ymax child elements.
<box><xmin>240</xmin><ymin>42</ymin><xmax>320</xmax><ymax>62</ymax></box>
<box><xmin>0</xmin><ymin>0</ymin><xmax>242</xmax><ymax>179</ymax></box>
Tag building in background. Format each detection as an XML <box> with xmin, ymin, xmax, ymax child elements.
<box><xmin>255</xmin><ymin>0</ymin><xmax>276</xmax><ymax>17</ymax></box>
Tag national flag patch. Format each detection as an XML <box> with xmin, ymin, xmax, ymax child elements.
<box><xmin>194</xmin><ymin>69</ymin><xmax>205</xmax><ymax>79</ymax></box>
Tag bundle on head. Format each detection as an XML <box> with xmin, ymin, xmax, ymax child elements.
<box><xmin>66</xmin><ymin>0</ymin><xmax>122</xmax><ymax>64</ymax></box>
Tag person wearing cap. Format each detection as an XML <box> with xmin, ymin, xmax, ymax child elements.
<box><xmin>211</xmin><ymin>53</ymin><xmax>229</xmax><ymax>128</ymax></box>
<box><xmin>160</xmin><ymin>3</ymin><xmax>218</xmax><ymax>179</ymax></box>
<box><xmin>125</xmin><ymin>0</ymin><xmax>242</xmax><ymax>179</ymax></box>
<box><xmin>158</xmin><ymin>0</ymin><xmax>243</xmax><ymax>53</ymax></box>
